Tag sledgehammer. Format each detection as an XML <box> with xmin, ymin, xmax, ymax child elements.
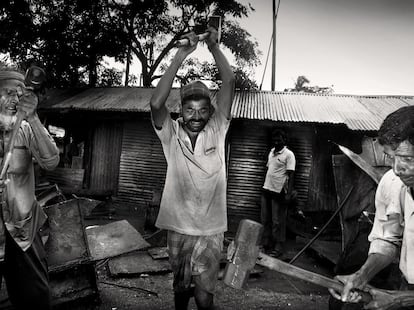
<box><xmin>223</xmin><ymin>219</ymin><xmax>371</xmax><ymax>303</ymax></box>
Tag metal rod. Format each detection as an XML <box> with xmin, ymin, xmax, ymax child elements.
<box><xmin>99</xmin><ymin>281</ymin><xmax>159</xmax><ymax>297</ymax></box>
<box><xmin>289</xmin><ymin>186</ymin><xmax>354</xmax><ymax>264</ymax></box>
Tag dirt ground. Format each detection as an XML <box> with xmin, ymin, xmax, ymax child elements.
<box><xmin>93</xmin><ymin>273</ymin><xmax>330</xmax><ymax>310</ymax></box>
<box><xmin>37</xmin><ymin>202</ymin><xmax>337</xmax><ymax>310</ymax></box>
<box><xmin>64</xmin><ymin>237</ymin><xmax>334</xmax><ymax>310</ymax></box>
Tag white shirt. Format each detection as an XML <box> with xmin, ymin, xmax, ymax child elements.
<box><xmin>368</xmin><ymin>169</ymin><xmax>414</xmax><ymax>283</ymax></box>
<box><xmin>152</xmin><ymin>110</ymin><xmax>230</xmax><ymax>236</ymax></box>
<box><xmin>263</xmin><ymin>147</ymin><xmax>296</xmax><ymax>193</ymax></box>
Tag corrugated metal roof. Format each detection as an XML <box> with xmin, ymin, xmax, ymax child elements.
<box><xmin>40</xmin><ymin>88</ymin><xmax>413</xmax><ymax>131</ymax></box>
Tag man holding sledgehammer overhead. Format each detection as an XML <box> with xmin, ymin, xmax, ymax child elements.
<box><xmin>150</xmin><ymin>20</ymin><xmax>235</xmax><ymax>310</ymax></box>
<box><xmin>0</xmin><ymin>66</ymin><xmax>59</xmax><ymax>309</ymax></box>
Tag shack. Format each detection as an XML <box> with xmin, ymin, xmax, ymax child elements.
<box><xmin>39</xmin><ymin>88</ymin><xmax>414</xmax><ymax>232</ymax></box>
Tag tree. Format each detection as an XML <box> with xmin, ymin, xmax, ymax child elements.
<box><xmin>97</xmin><ymin>67</ymin><xmax>123</xmax><ymax>87</ymax></box>
<box><xmin>284</xmin><ymin>75</ymin><xmax>334</xmax><ymax>94</ymax></box>
<box><xmin>1</xmin><ymin>0</ymin><xmax>261</xmax><ymax>88</ymax></box>
<box><xmin>158</xmin><ymin>57</ymin><xmax>257</xmax><ymax>90</ymax></box>
<box><xmin>1</xmin><ymin>0</ymin><xmax>128</xmax><ymax>87</ymax></box>
<box><xmin>90</xmin><ymin>0</ymin><xmax>262</xmax><ymax>87</ymax></box>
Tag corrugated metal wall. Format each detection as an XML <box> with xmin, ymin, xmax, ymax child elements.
<box><xmin>307</xmin><ymin>125</ymin><xmax>341</xmax><ymax>212</ymax></box>
<box><xmin>115</xmin><ymin>116</ymin><xmax>323</xmax><ymax>217</ymax></box>
<box><xmin>89</xmin><ymin>121</ymin><xmax>123</xmax><ymax>192</ymax></box>
<box><xmin>226</xmin><ymin>120</ymin><xmax>314</xmax><ymax>223</ymax></box>
<box><xmin>289</xmin><ymin>125</ymin><xmax>314</xmax><ymax>210</ymax></box>
<box><xmin>117</xmin><ymin>117</ymin><xmax>167</xmax><ymax>206</ymax></box>
<box><xmin>227</xmin><ymin>121</ymin><xmax>268</xmax><ymax>221</ymax></box>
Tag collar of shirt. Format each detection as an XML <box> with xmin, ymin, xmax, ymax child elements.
<box><xmin>272</xmin><ymin>146</ymin><xmax>286</xmax><ymax>155</ymax></box>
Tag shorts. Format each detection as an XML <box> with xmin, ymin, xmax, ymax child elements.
<box><xmin>167</xmin><ymin>230</ymin><xmax>224</xmax><ymax>293</ymax></box>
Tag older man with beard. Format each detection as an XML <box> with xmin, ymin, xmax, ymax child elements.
<box><xmin>0</xmin><ymin>68</ymin><xmax>59</xmax><ymax>309</ymax></box>
<box><xmin>329</xmin><ymin>106</ymin><xmax>414</xmax><ymax>310</ymax></box>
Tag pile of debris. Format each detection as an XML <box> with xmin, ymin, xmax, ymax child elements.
<box><xmin>0</xmin><ymin>184</ymin><xmax>166</xmax><ymax>309</ymax></box>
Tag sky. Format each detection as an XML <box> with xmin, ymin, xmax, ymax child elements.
<box><xmin>119</xmin><ymin>0</ymin><xmax>414</xmax><ymax>95</ymax></box>
<box><xmin>236</xmin><ymin>0</ymin><xmax>414</xmax><ymax>95</ymax></box>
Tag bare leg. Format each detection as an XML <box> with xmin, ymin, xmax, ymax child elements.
<box><xmin>194</xmin><ymin>285</ymin><xmax>214</xmax><ymax>310</ymax></box>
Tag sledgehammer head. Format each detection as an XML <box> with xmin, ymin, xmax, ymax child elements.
<box><xmin>223</xmin><ymin>219</ymin><xmax>263</xmax><ymax>289</ymax></box>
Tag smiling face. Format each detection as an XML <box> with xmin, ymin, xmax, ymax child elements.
<box><xmin>383</xmin><ymin>140</ymin><xmax>414</xmax><ymax>188</ymax></box>
<box><xmin>0</xmin><ymin>79</ymin><xmax>23</xmax><ymax>131</ymax></box>
<box><xmin>181</xmin><ymin>98</ymin><xmax>212</xmax><ymax>133</ymax></box>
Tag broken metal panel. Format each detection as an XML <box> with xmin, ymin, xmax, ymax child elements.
<box><xmin>0</xmin><ymin>198</ymin><xmax>98</xmax><ymax>308</ymax></box>
<box><xmin>44</xmin><ymin>199</ymin><xmax>91</xmax><ymax>268</ymax></box>
<box><xmin>86</xmin><ymin>220</ymin><xmax>150</xmax><ymax>261</ymax></box>
<box><xmin>360</xmin><ymin>137</ymin><xmax>387</xmax><ymax>167</ymax></box>
<box><xmin>336</xmin><ymin>144</ymin><xmax>385</xmax><ymax>184</ymax></box>
<box><xmin>50</xmin><ymin>263</ymin><xmax>98</xmax><ymax>305</ymax></box>
<box><xmin>332</xmin><ymin>155</ymin><xmax>377</xmax><ymax>250</ymax></box>
<box><xmin>36</xmin><ymin>184</ymin><xmax>65</xmax><ymax>207</ymax></box>
<box><xmin>296</xmin><ymin>236</ymin><xmax>341</xmax><ymax>266</ymax></box>
<box><xmin>147</xmin><ymin>247</ymin><xmax>169</xmax><ymax>260</ymax></box>
<box><xmin>75</xmin><ymin>197</ymin><xmax>103</xmax><ymax>217</ymax></box>
<box><xmin>45</xmin><ymin>198</ymin><xmax>98</xmax><ymax>305</ymax></box>
<box><xmin>108</xmin><ymin>251</ymin><xmax>171</xmax><ymax>277</ymax></box>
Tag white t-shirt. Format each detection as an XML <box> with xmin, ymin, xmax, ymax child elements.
<box><xmin>263</xmin><ymin>147</ymin><xmax>296</xmax><ymax>193</ymax></box>
<box><xmin>153</xmin><ymin>110</ymin><xmax>230</xmax><ymax>236</ymax></box>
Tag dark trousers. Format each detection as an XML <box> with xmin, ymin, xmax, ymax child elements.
<box><xmin>0</xmin><ymin>231</ymin><xmax>51</xmax><ymax>309</ymax></box>
<box><xmin>261</xmin><ymin>189</ymin><xmax>287</xmax><ymax>251</ymax></box>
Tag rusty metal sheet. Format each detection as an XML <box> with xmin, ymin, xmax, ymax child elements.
<box><xmin>297</xmin><ymin>237</ymin><xmax>341</xmax><ymax>265</ymax></box>
<box><xmin>108</xmin><ymin>251</ymin><xmax>171</xmax><ymax>277</ymax></box>
<box><xmin>332</xmin><ymin>154</ymin><xmax>377</xmax><ymax>251</ymax></box>
<box><xmin>44</xmin><ymin>199</ymin><xmax>90</xmax><ymax>268</ymax></box>
<box><xmin>49</xmin><ymin>263</ymin><xmax>98</xmax><ymax>305</ymax></box>
<box><xmin>42</xmin><ymin>88</ymin><xmax>413</xmax><ymax>131</ymax></box>
<box><xmin>86</xmin><ymin>220</ymin><xmax>150</xmax><ymax>261</ymax></box>
<box><xmin>336</xmin><ymin>144</ymin><xmax>385</xmax><ymax>184</ymax></box>
<box><xmin>75</xmin><ymin>197</ymin><xmax>103</xmax><ymax>217</ymax></box>
<box><xmin>0</xmin><ymin>199</ymin><xmax>99</xmax><ymax>307</ymax></box>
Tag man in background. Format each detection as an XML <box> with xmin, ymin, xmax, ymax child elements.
<box><xmin>261</xmin><ymin>130</ymin><xmax>296</xmax><ymax>258</ymax></box>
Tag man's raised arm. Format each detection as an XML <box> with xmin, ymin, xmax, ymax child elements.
<box><xmin>206</xmin><ymin>26</ymin><xmax>235</xmax><ymax>119</ymax></box>
<box><xmin>150</xmin><ymin>33</ymin><xmax>198</xmax><ymax>128</ymax></box>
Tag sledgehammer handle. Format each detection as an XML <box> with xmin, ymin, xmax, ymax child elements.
<box><xmin>257</xmin><ymin>252</ymin><xmax>372</xmax><ymax>303</ymax></box>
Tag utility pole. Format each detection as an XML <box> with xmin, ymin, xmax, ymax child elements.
<box><xmin>271</xmin><ymin>0</ymin><xmax>276</xmax><ymax>91</ymax></box>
